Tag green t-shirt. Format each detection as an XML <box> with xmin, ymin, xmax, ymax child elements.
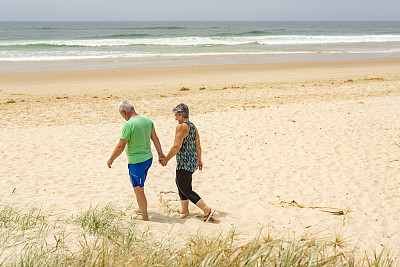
<box><xmin>121</xmin><ymin>115</ymin><xmax>154</xmax><ymax>164</ymax></box>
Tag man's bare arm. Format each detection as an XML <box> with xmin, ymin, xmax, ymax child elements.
<box><xmin>107</xmin><ymin>139</ymin><xmax>128</xmax><ymax>168</ymax></box>
<box><xmin>151</xmin><ymin>129</ymin><xmax>164</xmax><ymax>159</ymax></box>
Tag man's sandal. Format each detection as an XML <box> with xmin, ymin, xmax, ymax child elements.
<box><xmin>204</xmin><ymin>208</ymin><xmax>216</xmax><ymax>222</ymax></box>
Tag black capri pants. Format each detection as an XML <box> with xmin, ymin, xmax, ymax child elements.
<box><xmin>176</xmin><ymin>169</ymin><xmax>201</xmax><ymax>204</ymax></box>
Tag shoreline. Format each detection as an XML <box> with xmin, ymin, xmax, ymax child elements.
<box><xmin>1</xmin><ymin>52</ymin><xmax>400</xmax><ymax>73</ymax></box>
<box><xmin>1</xmin><ymin>56</ymin><xmax>400</xmax><ymax>82</ymax></box>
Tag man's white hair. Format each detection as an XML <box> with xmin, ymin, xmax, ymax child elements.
<box><xmin>119</xmin><ymin>100</ymin><xmax>135</xmax><ymax>112</ymax></box>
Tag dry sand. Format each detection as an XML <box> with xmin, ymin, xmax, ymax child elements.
<box><xmin>1</xmin><ymin>57</ymin><xmax>400</xmax><ymax>253</ymax></box>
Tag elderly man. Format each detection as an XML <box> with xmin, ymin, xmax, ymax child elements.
<box><xmin>107</xmin><ymin>100</ymin><xmax>164</xmax><ymax>221</ymax></box>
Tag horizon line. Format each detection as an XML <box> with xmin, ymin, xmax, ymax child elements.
<box><xmin>1</xmin><ymin>20</ymin><xmax>400</xmax><ymax>22</ymax></box>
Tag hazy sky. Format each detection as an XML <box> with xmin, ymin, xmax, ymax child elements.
<box><xmin>0</xmin><ymin>0</ymin><xmax>399</xmax><ymax>21</ymax></box>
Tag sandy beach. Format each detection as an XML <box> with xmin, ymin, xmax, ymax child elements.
<box><xmin>1</xmin><ymin>57</ymin><xmax>400</xmax><ymax>257</ymax></box>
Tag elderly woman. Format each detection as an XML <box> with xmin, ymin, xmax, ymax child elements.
<box><xmin>160</xmin><ymin>103</ymin><xmax>215</xmax><ymax>222</ymax></box>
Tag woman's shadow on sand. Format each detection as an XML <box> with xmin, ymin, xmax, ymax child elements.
<box><xmin>147</xmin><ymin>210</ymin><xmax>229</xmax><ymax>224</ymax></box>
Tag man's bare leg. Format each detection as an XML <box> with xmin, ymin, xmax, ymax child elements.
<box><xmin>133</xmin><ymin>186</ymin><xmax>148</xmax><ymax>220</ymax></box>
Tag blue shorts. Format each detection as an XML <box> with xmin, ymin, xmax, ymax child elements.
<box><xmin>128</xmin><ymin>158</ymin><xmax>153</xmax><ymax>188</ymax></box>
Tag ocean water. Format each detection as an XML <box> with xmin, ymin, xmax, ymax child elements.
<box><xmin>0</xmin><ymin>21</ymin><xmax>400</xmax><ymax>62</ymax></box>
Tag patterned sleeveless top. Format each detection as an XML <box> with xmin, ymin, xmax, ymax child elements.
<box><xmin>176</xmin><ymin>121</ymin><xmax>198</xmax><ymax>172</ymax></box>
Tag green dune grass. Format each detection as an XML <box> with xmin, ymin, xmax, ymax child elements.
<box><xmin>0</xmin><ymin>204</ymin><xmax>396</xmax><ymax>266</ymax></box>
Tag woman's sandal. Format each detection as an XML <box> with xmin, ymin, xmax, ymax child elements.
<box><xmin>203</xmin><ymin>208</ymin><xmax>216</xmax><ymax>222</ymax></box>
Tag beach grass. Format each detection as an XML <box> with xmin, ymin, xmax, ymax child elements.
<box><xmin>0</xmin><ymin>204</ymin><xmax>397</xmax><ymax>266</ymax></box>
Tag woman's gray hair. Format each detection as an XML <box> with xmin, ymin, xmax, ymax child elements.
<box><xmin>119</xmin><ymin>100</ymin><xmax>135</xmax><ymax>112</ymax></box>
<box><xmin>172</xmin><ymin>103</ymin><xmax>189</xmax><ymax>118</ymax></box>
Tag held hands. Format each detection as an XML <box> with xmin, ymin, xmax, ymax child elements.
<box><xmin>158</xmin><ymin>153</ymin><xmax>168</xmax><ymax>167</ymax></box>
<box><xmin>158</xmin><ymin>153</ymin><xmax>165</xmax><ymax>162</ymax></box>
<box><xmin>160</xmin><ymin>157</ymin><xmax>168</xmax><ymax>167</ymax></box>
